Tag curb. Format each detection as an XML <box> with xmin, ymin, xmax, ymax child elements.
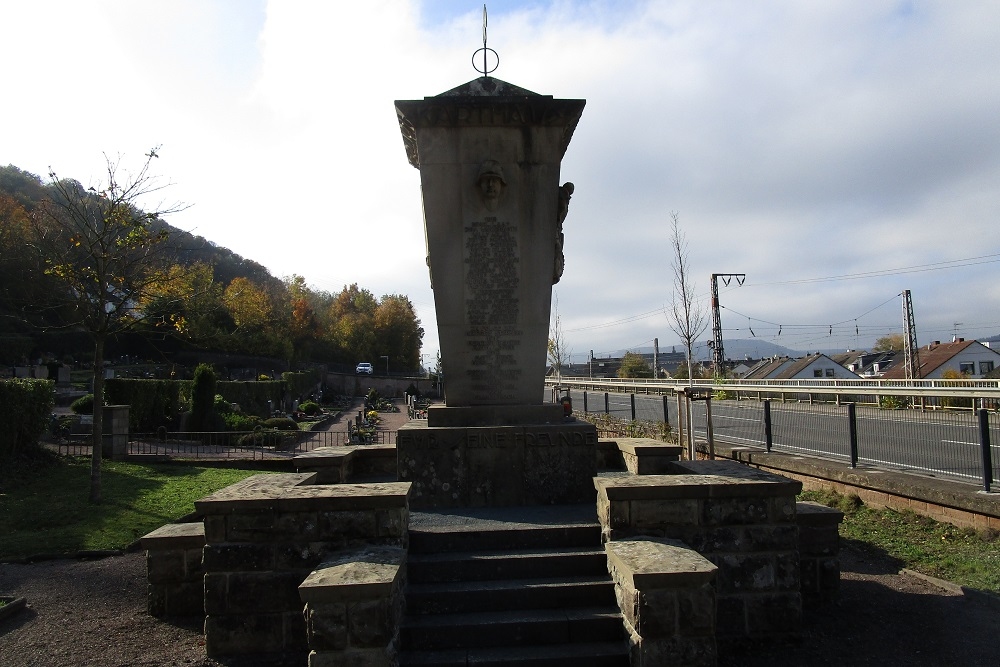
<box><xmin>0</xmin><ymin>597</ymin><xmax>27</xmax><ymax>623</ymax></box>
<box><xmin>900</xmin><ymin>569</ymin><xmax>1000</xmax><ymax>610</ymax></box>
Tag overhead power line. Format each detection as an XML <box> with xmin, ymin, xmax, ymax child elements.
<box><xmin>563</xmin><ymin>253</ymin><xmax>1000</xmax><ymax>337</ymax></box>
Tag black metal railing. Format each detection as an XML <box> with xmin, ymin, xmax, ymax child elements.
<box><xmin>54</xmin><ymin>429</ymin><xmax>397</xmax><ymax>460</ymax></box>
<box><xmin>573</xmin><ymin>388</ymin><xmax>1000</xmax><ymax>491</ymax></box>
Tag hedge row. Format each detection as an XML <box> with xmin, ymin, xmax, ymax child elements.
<box><xmin>0</xmin><ymin>379</ymin><xmax>54</xmax><ymax>461</ymax></box>
<box><xmin>105</xmin><ymin>378</ymin><xmax>285</xmax><ymax>432</ymax></box>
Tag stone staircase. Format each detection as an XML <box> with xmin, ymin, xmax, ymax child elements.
<box><xmin>399</xmin><ymin>504</ymin><xmax>629</xmax><ymax>666</ymax></box>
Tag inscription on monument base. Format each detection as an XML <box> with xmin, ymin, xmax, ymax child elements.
<box><xmin>397</xmin><ymin>422</ymin><xmax>598</xmax><ymax>508</ymax></box>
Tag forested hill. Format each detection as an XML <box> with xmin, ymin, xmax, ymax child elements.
<box><xmin>0</xmin><ymin>164</ymin><xmax>278</xmax><ymax>290</ymax></box>
<box><xmin>0</xmin><ymin>163</ymin><xmax>423</xmax><ymax>370</ymax></box>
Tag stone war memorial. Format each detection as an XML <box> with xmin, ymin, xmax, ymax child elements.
<box><xmin>140</xmin><ymin>27</ymin><xmax>843</xmax><ymax>667</ymax></box>
<box><xmin>393</xmin><ymin>70</ymin><xmax>595</xmax><ymax>509</ymax></box>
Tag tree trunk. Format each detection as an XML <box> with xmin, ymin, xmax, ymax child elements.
<box><xmin>89</xmin><ymin>336</ymin><xmax>105</xmax><ymax>503</ymax></box>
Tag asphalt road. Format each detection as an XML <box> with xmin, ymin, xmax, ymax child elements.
<box><xmin>574</xmin><ymin>391</ymin><xmax>1000</xmax><ymax>484</ymax></box>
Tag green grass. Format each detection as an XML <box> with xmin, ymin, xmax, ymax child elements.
<box><xmin>801</xmin><ymin>488</ymin><xmax>1000</xmax><ymax>593</ymax></box>
<box><xmin>0</xmin><ymin>456</ymin><xmax>259</xmax><ymax>561</ymax></box>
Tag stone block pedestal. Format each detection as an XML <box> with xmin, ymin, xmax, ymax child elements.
<box><xmin>398</xmin><ymin>418</ymin><xmax>597</xmax><ymax>508</ymax></box>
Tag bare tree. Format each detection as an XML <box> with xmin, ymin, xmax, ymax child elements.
<box><xmin>547</xmin><ymin>293</ymin><xmax>571</xmax><ymax>383</ymax></box>
<box><xmin>665</xmin><ymin>212</ymin><xmax>708</xmax><ymax>386</ymax></box>
<box><xmin>32</xmin><ymin>148</ymin><xmax>186</xmax><ymax>502</ymax></box>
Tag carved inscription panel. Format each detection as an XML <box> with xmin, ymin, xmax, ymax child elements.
<box><xmin>464</xmin><ymin>217</ymin><xmax>522</xmax><ymax>402</ymax></box>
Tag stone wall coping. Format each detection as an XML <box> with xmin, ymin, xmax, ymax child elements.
<box><xmin>595</xmin><ymin>470</ymin><xmax>801</xmax><ymax>501</ymax></box>
<box><xmin>293</xmin><ymin>445</ymin><xmax>396</xmax><ymax>467</ymax></box>
<box><xmin>610</xmin><ymin>438</ymin><xmax>683</xmax><ymax>457</ymax></box>
<box><xmin>195</xmin><ymin>479</ymin><xmax>411</xmax><ymax>514</ymax></box>
<box><xmin>606</xmin><ymin>537</ymin><xmax>717</xmax><ymax>588</ymax></box>
<box><xmin>140</xmin><ymin>522</ymin><xmax>206</xmax><ymax>550</ymax></box>
<box><xmin>298</xmin><ymin>546</ymin><xmax>405</xmax><ymax>604</ymax></box>
<box><xmin>716</xmin><ymin>444</ymin><xmax>1000</xmax><ymax>519</ymax></box>
<box><xmin>796</xmin><ymin>500</ymin><xmax>845</xmax><ymax>526</ymax></box>
<box><xmin>426</xmin><ymin>404</ymin><xmax>565</xmax><ymax>427</ymax></box>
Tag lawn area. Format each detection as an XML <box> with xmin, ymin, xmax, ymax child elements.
<box><xmin>0</xmin><ymin>456</ymin><xmax>260</xmax><ymax>561</ymax></box>
<box><xmin>801</xmin><ymin>488</ymin><xmax>1000</xmax><ymax>593</ymax></box>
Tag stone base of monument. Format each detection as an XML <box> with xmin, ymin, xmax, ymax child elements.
<box><xmin>397</xmin><ymin>411</ymin><xmax>597</xmax><ymax>509</ymax></box>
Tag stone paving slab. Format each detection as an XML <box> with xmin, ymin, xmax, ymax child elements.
<box><xmin>195</xmin><ymin>480</ymin><xmax>411</xmax><ymax>513</ymax></box>
<box><xmin>409</xmin><ymin>503</ymin><xmax>599</xmax><ymax>533</ymax></box>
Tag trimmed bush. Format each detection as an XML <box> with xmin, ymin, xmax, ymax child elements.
<box><xmin>71</xmin><ymin>393</ymin><xmax>94</xmax><ymax>415</ymax></box>
<box><xmin>237</xmin><ymin>430</ymin><xmax>284</xmax><ymax>448</ymax></box>
<box><xmin>190</xmin><ymin>364</ymin><xmax>217</xmax><ymax>432</ymax></box>
<box><xmin>299</xmin><ymin>401</ymin><xmax>320</xmax><ymax>416</ymax></box>
<box><xmin>0</xmin><ymin>379</ymin><xmax>54</xmax><ymax>461</ymax></box>
<box><xmin>106</xmin><ymin>379</ymin><xmax>181</xmax><ymax>431</ymax></box>
<box><xmin>222</xmin><ymin>413</ymin><xmax>262</xmax><ymax>432</ymax></box>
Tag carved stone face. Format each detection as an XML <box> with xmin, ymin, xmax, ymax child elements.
<box><xmin>477</xmin><ymin>160</ymin><xmax>506</xmax><ymax>211</ymax></box>
<box><xmin>480</xmin><ymin>175</ymin><xmax>504</xmax><ymax>206</ymax></box>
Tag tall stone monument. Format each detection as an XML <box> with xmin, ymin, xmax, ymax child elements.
<box><xmin>395</xmin><ymin>73</ymin><xmax>594</xmax><ymax>508</ymax></box>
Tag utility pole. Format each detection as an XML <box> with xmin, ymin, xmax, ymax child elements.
<box><xmin>710</xmin><ymin>273</ymin><xmax>745</xmax><ymax>377</ymax></box>
<box><xmin>653</xmin><ymin>338</ymin><xmax>659</xmax><ymax>379</ymax></box>
<box><xmin>902</xmin><ymin>290</ymin><xmax>920</xmax><ymax>380</ymax></box>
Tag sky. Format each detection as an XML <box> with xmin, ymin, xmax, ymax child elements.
<box><xmin>3</xmin><ymin>0</ymin><xmax>1000</xmax><ymax>366</ymax></box>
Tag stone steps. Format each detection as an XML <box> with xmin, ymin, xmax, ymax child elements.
<box><xmin>399</xmin><ymin>506</ymin><xmax>628</xmax><ymax>666</ymax></box>
<box><xmin>407</xmin><ymin>546</ymin><xmax>608</xmax><ymax>583</ymax></box>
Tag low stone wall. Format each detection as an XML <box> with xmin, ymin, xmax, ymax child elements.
<box><xmin>606</xmin><ymin>537</ymin><xmax>717</xmax><ymax>666</ymax></box>
<box><xmin>299</xmin><ymin>545</ymin><xmax>405</xmax><ymax>667</ymax></box>
<box><xmin>140</xmin><ymin>522</ymin><xmax>206</xmax><ymax>617</ymax></box>
<box><xmin>796</xmin><ymin>501</ymin><xmax>844</xmax><ymax>603</ymax></box>
<box><xmin>714</xmin><ymin>445</ymin><xmax>1000</xmax><ymax>531</ymax></box>
<box><xmin>605</xmin><ymin>438</ymin><xmax>683</xmax><ymax>475</ymax></box>
<box><xmin>596</xmin><ymin>460</ymin><xmax>803</xmax><ymax>642</ymax></box>
<box><xmin>193</xmin><ymin>473</ymin><xmax>411</xmax><ymax>660</ymax></box>
<box><xmin>294</xmin><ymin>445</ymin><xmax>397</xmax><ymax>484</ymax></box>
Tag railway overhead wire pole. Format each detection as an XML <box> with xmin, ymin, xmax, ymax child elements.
<box><xmin>710</xmin><ymin>273</ymin><xmax>745</xmax><ymax>377</ymax></box>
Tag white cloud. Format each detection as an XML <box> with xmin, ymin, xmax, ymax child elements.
<box><xmin>2</xmin><ymin>0</ymin><xmax>999</xmax><ymax>362</ymax></box>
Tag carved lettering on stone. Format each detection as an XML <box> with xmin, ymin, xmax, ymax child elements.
<box><xmin>463</xmin><ymin>215</ymin><xmax>522</xmax><ymax>402</ymax></box>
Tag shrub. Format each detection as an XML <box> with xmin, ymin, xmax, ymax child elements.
<box><xmin>222</xmin><ymin>413</ymin><xmax>262</xmax><ymax>432</ymax></box>
<box><xmin>879</xmin><ymin>395</ymin><xmax>910</xmax><ymax>410</ymax></box>
<box><xmin>263</xmin><ymin>417</ymin><xmax>299</xmax><ymax>431</ymax></box>
<box><xmin>237</xmin><ymin>430</ymin><xmax>284</xmax><ymax>448</ymax></box>
<box><xmin>214</xmin><ymin>394</ymin><xmax>236</xmax><ymax>414</ymax></box>
<box><xmin>71</xmin><ymin>393</ymin><xmax>95</xmax><ymax>414</ymax></box>
<box><xmin>0</xmin><ymin>378</ymin><xmax>55</xmax><ymax>461</ymax></box>
<box><xmin>106</xmin><ymin>379</ymin><xmax>181</xmax><ymax>431</ymax></box>
<box><xmin>299</xmin><ymin>401</ymin><xmax>320</xmax><ymax>416</ymax></box>
<box><xmin>190</xmin><ymin>364</ymin><xmax>217</xmax><ymax>432</ymax></box>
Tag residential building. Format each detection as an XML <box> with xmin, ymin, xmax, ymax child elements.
<box><xmin>743</xmin><ymin>353</ymin><xmax>862</xmax><ymax>381</ymax></box>
<box><xmin>879</xmin><ymin>339</ymin><xmax>1000</xmax><ymax>379</ymax></box>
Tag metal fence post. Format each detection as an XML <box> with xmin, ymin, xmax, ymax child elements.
<box><xmin>604</xmin><ymin>392</ymin><xmax>609</xmax><ymax>415</ymax></box>
<box><xmin>847</xmin><ymin>403</ymin><xmax>858</xmax><ymax>468</ymax></box>
<box><xmin>705</xmin><ymin>395</ymin><xmax>715</xmax><ymax>460</ymax></box>
<box><xmin>675</xmin><ymin>391</ymin><xmax>685</xmax><ymax>456</ymax></box>
<box><xmin>979</xmin><ymin>408</ymin><xmax>994</xmax><ymax>493</ymax></box>
<box><xmin>662</xmin><ymin>394</ymin><xmax>670</xmax><ymax>427</ymax></box>
<box><xmin>763</xmin><ymin>399</ymin><xmax>773</xmax><ymax>452</ymax></box>
<box><xmin>630</xmin><ymin>393</ymin><xmax>636</xmax><ymax>421</ymax></box>
<box><xmin>583</xmin><ymin>391</ymin><xmax>588</xmax><ymax>415</ymax></box>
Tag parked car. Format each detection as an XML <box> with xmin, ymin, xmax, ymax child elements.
<box><xmin>356</xmin><ymin>362</ymin><xmax>373</xmax><ymax>375</ymax></box>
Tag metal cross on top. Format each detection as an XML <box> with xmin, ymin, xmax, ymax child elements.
<box><xmin>473</xmin><ymin>4</ymin><xmax>499</xmax><ymax>77</ymax></box>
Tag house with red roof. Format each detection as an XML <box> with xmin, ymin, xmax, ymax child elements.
<box><xmin>879</xmin><ymin>339</ymin><xmax>1000</xmax><ymax>379</ymax></box>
